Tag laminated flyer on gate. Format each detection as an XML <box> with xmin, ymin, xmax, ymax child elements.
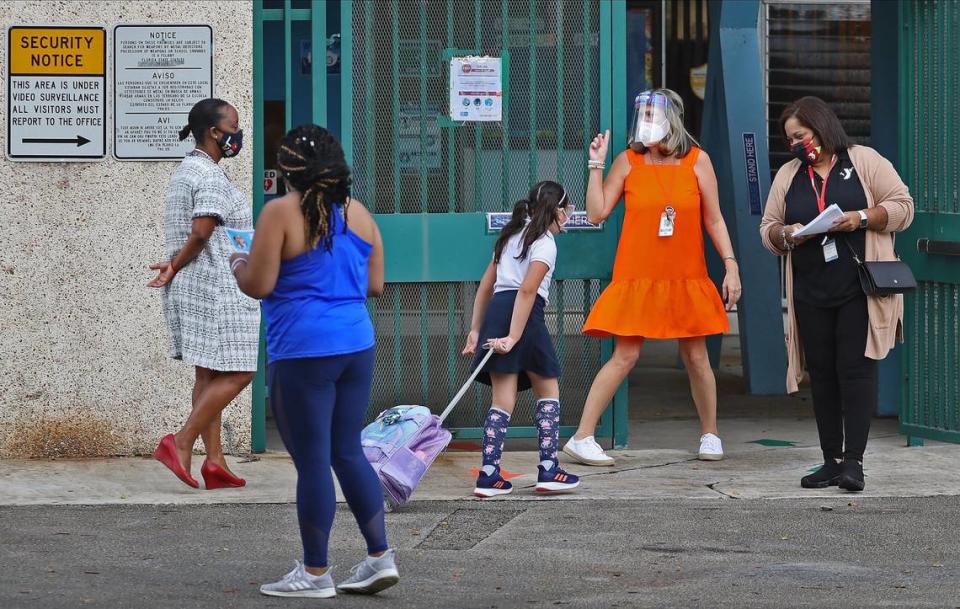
<box><xmin>448</xmin><ymin>56</ymin><xmax>502</xmax><ymax>122</ymax></box>
<box><xmin>225</xmin><ymin>228</ymin><xmax>254</xmax><ymax>253</ymax></box>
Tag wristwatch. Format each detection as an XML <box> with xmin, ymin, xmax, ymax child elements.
<box><xmin>858</xmin><ymin>210</ymin><xmax>868</xmax><ymax>229</ymax></box>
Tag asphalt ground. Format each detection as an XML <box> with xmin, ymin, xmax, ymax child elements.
<box><xmin>2</xmin><ymin>497</ymin><xmax>959</xmax><ymax>609</ymax></box>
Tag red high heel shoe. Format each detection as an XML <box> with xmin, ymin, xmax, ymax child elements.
<box><xmin>201</xmin><ymin>460</ymin><xmax>246</xmax><ymax>490</ymax></box>
<box><xmin>153</xmin><ymin>434</ymin><xmax>199</xmax><ymax>488</ymax></box>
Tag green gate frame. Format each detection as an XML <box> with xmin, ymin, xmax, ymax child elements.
<box><xmin>251</xmin><ymin>0</ymin><xmax>629</xmax><ymax>452</ymax></box>
<box><xmin>897</xmin><ymin>1</ymin><xmax>960</xmax><ymax>446</ymax></box>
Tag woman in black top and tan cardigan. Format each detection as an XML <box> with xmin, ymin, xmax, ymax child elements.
<box><xmin>759</xmin><ymin>96</ymin><xmax>914</xmax><ymax>492</ymax></box>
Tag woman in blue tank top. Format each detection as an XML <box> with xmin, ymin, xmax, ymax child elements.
<box><xmin>231</xmin><ymin>125</ymin><xmax>398</xmax><ymax>597</ymax></box>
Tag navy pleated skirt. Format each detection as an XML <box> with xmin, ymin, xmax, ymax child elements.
<box><xmin>471</xmin><ymin>290</ymin><xmax>561</xmax><ymax>391</ymax></box>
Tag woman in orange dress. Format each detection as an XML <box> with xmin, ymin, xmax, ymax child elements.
<box><xmin>562</xmin><ymin>89</ymin><xmax>741</xmax><ymax>466</ymax></box>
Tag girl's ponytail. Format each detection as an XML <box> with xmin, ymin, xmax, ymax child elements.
<box><xmin>493</xmin><ymin>198</ymin><xmax>529</xmax><ymax>263</ymax></box>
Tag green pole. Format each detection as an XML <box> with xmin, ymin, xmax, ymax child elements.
<box><xmin>419</xmin><ymin>0</ymin><xmax>428</xmax><ymax>213</ymax></box>
<box><xmin>363</xmin><ymin>0</ymin><xmax>373</xmax><ymax>204</ymax></box>
<box><xmin>283</xmin><ymin>0</ymin><xmax>293</xmax><ymax>132</ymax></box>
<box><xmin>527</xmin><ymin>0</ymin><xmax>537</xmax><ymax>186</ymax></box>
<box><xmin>501</xmin><ymin>0</ymin><xmax>510</xmax><ymax>210</ymax></box>
<box><xmin>251</xmin><ymin>0</ymin><xmax>267</xmax><ymax>453</ymax></box>
<box><xmin>555</xmin><ymin>0</ymin><xmax>565</xmax><ymax>187</ymax></box>
<box><xmin>446</xmin><ymin>0</ymin><xmax>456</xmax><ymax>213</ymax></box>
<box><xmin>310</xmin><ymin>0</ymin><xmax>327</xmax><ymax>126</ymax></box>
<box><xmin>610</xmin><ymin>0</ymin><xmax>629</xmax><ymax>449</ymax></box>
<box><xmin>340</xmin><ymin>0</ymin><xmax>354</xmax><ymax>164</ymax></box>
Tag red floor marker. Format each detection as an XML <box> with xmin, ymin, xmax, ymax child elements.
<box><xmin>447</xmin><ymin>441</ymin><xmax>482</xmax><ymax>451</ymax></box>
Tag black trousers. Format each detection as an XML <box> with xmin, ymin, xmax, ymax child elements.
<box><xmin>794</xmin><ymin>294</ymin><xmax>878</xmax><ymax>462</ymax></box>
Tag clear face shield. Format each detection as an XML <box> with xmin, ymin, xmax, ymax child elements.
<box><xmin>629</xmin><ymin>91</ymin><xmax>672</xmax><ymax>148</ymax></box>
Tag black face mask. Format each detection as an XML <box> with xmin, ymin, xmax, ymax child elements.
<box><xmin>217</xmin><ymin>129</ymin><xmax>243</xmax><ymax>158</ymax></box>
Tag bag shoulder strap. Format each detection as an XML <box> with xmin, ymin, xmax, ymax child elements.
<box><xmin>842</xmin><ymin>237</ymin><xmax>863</xmax><ymax>264</ymax></box>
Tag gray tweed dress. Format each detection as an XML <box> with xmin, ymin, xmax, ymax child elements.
<box><xmin>161</xmin><ymin>152</ymin><xmax>260</xmax><ymax>371</ymax></box>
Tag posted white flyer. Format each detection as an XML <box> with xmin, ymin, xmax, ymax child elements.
<box><xmin>449</xmin><ymin>56</ymin><xmax>502</xmax><ymax>122</ymax></box>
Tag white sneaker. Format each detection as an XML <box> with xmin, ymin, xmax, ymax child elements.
<box><xmin>337</xmin><ymin>549</ymin><xmax>400</xmax><ymax>595</ymax></box>
<box><xmin>260</xmin><ymin>561</ymin><xmax>336</xmax><ymax>598</ymax></box>
<box><xmin>562</xmin><ymin>435</ymin><xmax>615</xmax><ymax>466</ymax></box>
<box><xmin>698</xmin><ymin>433</ymin><xmax>724</xmax><ymax>461</ymax></box>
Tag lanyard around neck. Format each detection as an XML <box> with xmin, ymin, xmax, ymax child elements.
<box><xmin>807</xmin><ymin>155</ymin><xmax>837</xmax><ymax>213</ymax></box>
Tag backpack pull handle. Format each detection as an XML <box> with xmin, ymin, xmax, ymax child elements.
<box><xmin>438</xmin><ymin>348</ymin><xmax>495</xmax><ymax>424</ymax></box>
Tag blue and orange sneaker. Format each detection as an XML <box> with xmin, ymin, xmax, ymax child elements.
<box><xmin>473</xmin><ymin>469</ymin><xmax>513</xmax><ymax>498</ymax></box>
<box><xmin>535</xmin><ymin>463</ymin><xmax>580</xmax><ymax>493</ymax></box>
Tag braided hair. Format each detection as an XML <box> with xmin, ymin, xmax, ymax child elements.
<box><xmin>277</xmin><ymin>124</ymin><xmax>352</xmax><ymax>251</ymax></box>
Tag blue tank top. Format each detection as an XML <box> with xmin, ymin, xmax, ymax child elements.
<box><xmin>263</xmin><ymin>205</ymin><xmax>374</xmax><ymax>361</ymax></box>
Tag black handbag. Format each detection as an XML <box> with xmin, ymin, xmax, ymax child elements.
<box><xmin>843</xmin><ymin>239</ymin><xmax>916</xmax><ymax>296</ymax></box>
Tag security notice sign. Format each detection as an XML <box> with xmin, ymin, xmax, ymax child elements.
<box><xmin>6</xmin><ymin>26</ymin><xmax>107</xmax><ymax>161</ymax></box>
<box><xmin>114</xmin><ymin>25</ymin><xmax>213</xmax><ymax>160</ymax></box>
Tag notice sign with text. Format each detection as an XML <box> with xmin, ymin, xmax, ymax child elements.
<box><xmin>449</xmin><ymin>56</ymin><xmax>502</xmax><ymax>122</ymax></box>
<box><xmin>6</xmin><ymin>25</ymin><xmax>107</xmax><ymax>161</ymax></box>
<box><xmin>114</xmin><ymin>25</ymin><xmax>213</xmax><ymax>160</ymax></box>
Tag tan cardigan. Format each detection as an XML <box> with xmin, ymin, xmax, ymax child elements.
<box><xmin>758</xmin><ymin>145</ymin><xmax>915</xmax><ymax>393</ymax></box>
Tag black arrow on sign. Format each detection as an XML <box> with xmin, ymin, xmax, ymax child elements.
<box><xmin>22</xmin><ymin>135</ymin><xmax>91</xmax><ymax>147</ymax></box>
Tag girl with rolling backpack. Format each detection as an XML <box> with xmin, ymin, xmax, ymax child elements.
<box><xmin>462</xmin><ymin>181</ymin><xmax>581</xmax><ymax>498</ymax></box>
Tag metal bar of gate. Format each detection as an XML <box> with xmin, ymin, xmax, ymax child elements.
<box><xmin>501</xmin><ymin>0</ymin><xmax>511</xmax><ymax>210</ymax></box>
<box><xmin>528</xmin><ymin>0</ymin><xmax>537</xmax><ymax>185</ymax></box>
<box><xmin>283</xmin><ymin>0</ymin><xmax>293</xmax><ymax>132</ymax></box>
<box><xmin>251</xmin><ymin>0</ymin><xmax>267</xmax><ymax>453</ymax></box>
<box><xmin>363</xmin><ymin>0</ymin><xmax>373</xmax><ymax>206</ymax></box>
<box><xmin>340</xmin><ymin>0</ymin><xmax>353</xmax><ymax>162</ymax></box>
<box><xmin>310</xmin><ymin>0</ymin><xmax>327</xmax><ymax>126</ymax></box>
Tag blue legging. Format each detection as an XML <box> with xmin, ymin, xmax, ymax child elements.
<box><xmin>268</xmin><ymin>348</ymin><xmax>388</xmax><ymax>568</ymax></box>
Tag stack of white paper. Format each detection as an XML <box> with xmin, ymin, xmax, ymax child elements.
<box><xmin>791</xmin><ymin>204</ymin><xmax>845</xmax><ymax>238</ymax></box>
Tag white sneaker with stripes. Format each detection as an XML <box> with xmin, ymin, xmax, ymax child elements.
<box><xmin>260</xmin><ymin>561</ymin><xmax>336</xmax><ymax>598</ymax></box>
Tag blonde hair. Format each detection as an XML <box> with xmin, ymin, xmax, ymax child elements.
<box><xmin>630</xmin><ymin>88</ymin><xmax>699</xmax><ymax>158</ymax></box>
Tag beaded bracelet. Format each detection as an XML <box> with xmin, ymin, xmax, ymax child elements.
<box><xmin>780</xmin><ymin>226</ymin><xmax>794</xmax><ymax>251</ymax></box>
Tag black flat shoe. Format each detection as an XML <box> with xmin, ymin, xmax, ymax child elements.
<box><xmin>801</xmin><ymin>459</ymin><xmax>843</xmax><ymax>488</ymax></box>
<box><xmin>838</xmin><ymin>459</ymin><xmax>865</xmax><ymax>492</ymax></box>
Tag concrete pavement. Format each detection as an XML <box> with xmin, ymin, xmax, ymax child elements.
<box><xmin>3</xmin><ymin>339</ymin><xmax>959</xmax><ymax>607</ymax></box>
<box><xmin>3</xmin><ymin>417</ymin><xmax>959</xmax><ymax>506</ymax></box>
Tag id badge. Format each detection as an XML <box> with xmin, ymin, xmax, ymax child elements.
<box><xmin>822</xmin><ymin>237</ymin><xmax>838</xmax><ymax>263</ymax></box>
<box><xmin>658</xmin><ymin>206</ymin><xmax>675</xmax><ymax>237</ymax></box>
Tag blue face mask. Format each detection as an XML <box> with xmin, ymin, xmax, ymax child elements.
<box><xmin>217</xmin><ymin>129</ymin><xmax>243</xmax><ymax>158</ymax></box>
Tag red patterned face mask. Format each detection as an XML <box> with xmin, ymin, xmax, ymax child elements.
<box><xmin>790</xmin><ymin>138</ymin><xmax>821</xmax><ymax>164</ymax></box>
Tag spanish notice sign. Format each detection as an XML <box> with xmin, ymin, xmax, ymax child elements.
<box><xmin>113</xmin><ymin>25</ymin><xmax>214</xmax><ymax>161</ymax></box>
<box><xmin>6</xmin><ymin>26</ymin><xmax>107</xmax><ymax>161</ymax></box>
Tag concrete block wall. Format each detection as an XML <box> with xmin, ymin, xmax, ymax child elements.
<box><xmin>0</xmin><ymin>1</ymin><xmax>255</xmax><ymax>458</ymax></box>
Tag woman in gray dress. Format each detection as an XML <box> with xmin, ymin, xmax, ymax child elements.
<box><xmin>148</xmin><ymin>98</ymin><xmax>260</xmax><ymax>489</ymax></box>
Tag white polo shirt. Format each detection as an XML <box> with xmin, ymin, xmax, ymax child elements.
<box><xmin>493</xmin><ymin>228</ymin><xmax>557</xmax><ymax>303</ymax></box>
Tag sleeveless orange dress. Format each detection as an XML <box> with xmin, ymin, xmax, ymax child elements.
<box><xmin>582</xmin><ymin>147</ymin><xmax>729</xmax><ymax>339</ymax></box>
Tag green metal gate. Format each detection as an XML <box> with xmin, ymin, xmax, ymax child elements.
<box><xmin>898</xmin><ymin>0</ymin><xmax>960</xmax><ymax>445</ymax></box>
<box><xmin>252</xmin><ymin>0</ymin><xmax>628</xmax><ymax>450</ymax></box>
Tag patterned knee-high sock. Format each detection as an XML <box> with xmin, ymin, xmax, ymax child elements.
<box><xmin>535</xmin><ymin>399</ymin><xmax>560</xmax><ymax>470</ymax></box>
<box><xmin>481</xmin><ymin>407</ymin><xmax>511</xmax><ymax>476</ymax></box>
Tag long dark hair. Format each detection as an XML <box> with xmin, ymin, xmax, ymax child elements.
<box><xmin>178</xmin><ymin>98</ymin><xmax>230</xmax><ymax>143</ymax></box>
<box><xmin>277</xmin><ymin>124</ymin><xmax>352</xmax><ymax>251</ymax></box>
<box><xmin>779</xmin><ymin>96</ymin><xmax>850</xmax><ymax>154</ymax></box>
<box><xmin>493</xmin><ymin>181</ymin><xmax>567</xmax><ymax>264</ymax></box>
